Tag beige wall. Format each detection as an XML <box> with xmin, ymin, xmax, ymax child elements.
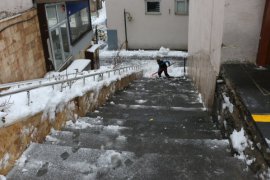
<box><xmin>0</xmin><ymin>0</ymin><xmax>33</xmax><ymax>14</ymax></box>
<box><xmin>188</xmin><ymin>0</ymin><xmax>265</xmax><ymax>109</ymax></box>
<box><xmin>106</xmin><ymin>0</ymin><xmax>188</xmax><ymax>50</ymax></box>
<box><xmin>188</xmin><ymin>0</ymin><xmax>225</xmax><ymax>109</ymax></box>
<box><xmin>0</xmin><ymin>9</ymin><xmax>46</xmax><ymax>84</ymax></box>
<box><xmin>221</xmin><ymin>0</ymin><xmax>265</xmax><ymax>63</ymax></box>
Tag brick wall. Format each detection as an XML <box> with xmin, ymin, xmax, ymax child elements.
<box><xmin>0</xmin><ymin>9</ymin><xmax>46</xmax><ymax>84</ymax></box>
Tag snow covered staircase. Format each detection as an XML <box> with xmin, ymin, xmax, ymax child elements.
<box><xmin>7</xmin><ymin>78</ymin><xmax>256</xmax><ymax>179</ymax></box>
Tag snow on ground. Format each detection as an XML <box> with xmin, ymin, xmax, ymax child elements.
<box><xmin>91</xmin><ymin>1</ymin><xmax>107</xmax><ymax>26</ymax></box>
<box><xmin>100</xmin><ymin>47</ymin><xmax>188</xmax><ymax>59</ymax></box>
<box><xmin>0</xmin><ymin>65</ymin><xmax>139</xmax><ymax>127</ymax></box>
<box><xmin>0</xmin><ymin>175</ymin><xmax>6</xmax><ymax>180</ymax></box>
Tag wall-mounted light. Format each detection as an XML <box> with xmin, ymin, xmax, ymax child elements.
<box><xmin>125</xmin><ymin>11</ymin><xmax>133</xmax><ymax>22</ymax></box>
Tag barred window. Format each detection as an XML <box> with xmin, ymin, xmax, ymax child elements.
<box><xmin>145</xmin><ymin>0</ymin><xmax>161</xmax><ymax>15</ymax></box>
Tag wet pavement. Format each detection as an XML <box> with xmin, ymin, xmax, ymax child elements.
<box><xmin>7</xmin><ymin>77</ymin><xmax>256</xmax><ymax>179</ymax></box>
<box><xmin>221</xmin><ymin>63</ymin><xmax>270</xmax><ymax>138</ymax></box>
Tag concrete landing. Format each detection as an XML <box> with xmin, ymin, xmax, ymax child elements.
<box><xmin>221</xmin><ymin>63</ymin><xmax>270</xmax><ymax>139</ymax></box>
<box><xmin>7</xmin><ymin>77</ymin><xmax>256</xmax><ymax>179</ymax></box>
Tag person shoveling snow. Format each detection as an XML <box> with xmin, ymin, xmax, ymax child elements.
<box><xmin>154</xmin><ymin>57</ymin><xmax>173</xmax><ymax>78</ymax></box>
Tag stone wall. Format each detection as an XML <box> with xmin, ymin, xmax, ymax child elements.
<box><xmin>0</xmin><ymin>9</ymin><xmax>46</xmax><ymax>84</ymax></box>
<box><xmin>0</xmin><ymin>72</ymin><xmax>142</xmax><ymax>175</ymax></box>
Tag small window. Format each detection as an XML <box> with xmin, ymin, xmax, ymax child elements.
<box><xmin>145</xmin><ymin>0</ymin><xmax>161</xmax><ymax>15</ymax></box>
<box><xmin>175</xmin><ymin>0</ymin><xmax>188</xmax><ymax>15</ymax></box>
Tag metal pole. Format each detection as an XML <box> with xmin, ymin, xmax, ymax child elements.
<box><xmin>124</xmin><ymin>9</ymin><xmax>128</xmax><ymax>50</ymax></box>
<box><xmin>184</xmin><ymin>57</ymin><xmax>186</xmax><ymax>76</ymax></box>
<box><xmin>95</xmin><ymin>25</ymin><xmax>98</xmax><ymax>44</ymax></box>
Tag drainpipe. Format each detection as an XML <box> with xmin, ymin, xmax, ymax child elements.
<box><xmin>124</xmin><ymin>9</ymin><xmax>128</xmax><ymax>50</ymax></box>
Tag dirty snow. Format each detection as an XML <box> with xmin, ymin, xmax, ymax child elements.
<box><xmin>230</xmin><ymin>128</ymin><xmax>248</xmax><ymax>160</ymax></box>
<box><xmin>222</xmin><ymin>93</ymin><xmax>234</xmax><ymax>113</ymax></box>
<box><xmin>91</xmin><ymin>1</ymin><xmax>107</xmax><ymax>26</ymax></box>
<box><xmin>16</xmin><ymin>154</ymin><xmax>27</xmax><ymax>167</ymax></box>
<box><xmin>100</xmin><ymin>49</ymin><xmax>188</xmax><ymax>59</ymax></box>
<box><xmin>0</xmin><ymin>153</ymin><xmax>10</xmax><ymax>169</ymax></box>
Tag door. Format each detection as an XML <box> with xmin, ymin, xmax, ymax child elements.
<box><xmin>257</xmin><ymin>0</ymin><xmax>270</xmax><ymax>67</ymax></box>
<box><xmin>50</xmin><ymin>28</ymin><xmax>64</xmax><ymax>70</ymax></box>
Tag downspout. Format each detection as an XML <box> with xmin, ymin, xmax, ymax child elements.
<box><xmin>124</xmin><ymin>9</ymin><xmax>128</xmax><ymax>50</ymax></box>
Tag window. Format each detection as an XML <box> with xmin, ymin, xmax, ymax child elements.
<box><xmin>175</xmin><ymin>0</ymin><xmax>188</xmax><ymax>15</ymax></box>
<box><xmin>66</xmin><ymin>1</ymin><xmax>92</xmax><ymax>44</ymax></box>
<box><xmin>46</xmin><ymin>5</ymin><xmax>58</xmax><ymax>27</ymax></box>
<box><xmin>145</xmin><ymin>0</ymin><xmax>161</xmax><ymax>15</ymax></box>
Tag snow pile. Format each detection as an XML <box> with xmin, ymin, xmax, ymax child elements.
<box><xmin>230</xmin><ymin>128</ymin><xmax>248</xmax><ymax>159</ymax></box>
<box><xmin>92</xmin><ymin>1</ymin><xmax>107</xmax><ymax>26</ymax></box>
<box><xmin>222</xmin><ymin>93</ymin><xmax>234</xmax><ymax>113</ymax></box>
<box><xmin>158</xmin><ymin>47</ymin><xmax>170</xmax><ymax>56</ymax></box>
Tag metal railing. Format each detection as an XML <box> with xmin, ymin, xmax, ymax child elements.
<box><xmin>0</xmin><ymin>65</ymin><xmax>141</xmax><ymax>106</ymax></box>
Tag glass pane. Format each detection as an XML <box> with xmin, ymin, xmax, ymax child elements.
<box><xmin>147</xmin><ymin>2</ymin><xmax>160</xmax><ymax>12</ymax></box>
<box><xmin>60</xmin><ymin>23</ymin><xmax>71</xmax><ymax>58</ymax></box>
<box><xmin>176</xmin><ymin>1</ymin><xmax>187</xmax><ymax>14</ymax></box>
<box><xmin>69</xmin><ymin>8</ymin><xmax>91</xmax><ymax>43</ymax></box>
<box><xmin>46</xmin><ymin>6</ymin><xmax>58</xmax><ymax>27</ymax></box>
<box><xmin>57</xmin><ymin>4</ymin><xmax>66</xmax><ymax>22</ymax></box>
<box><xmin>51</xmin><ymin>29</ymin><xmax>63</xmax><ymax>69</ymax></box>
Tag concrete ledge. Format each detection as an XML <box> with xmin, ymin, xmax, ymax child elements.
<box><xmin>213</xmin><ymin>70</ymin><xmax>270</xmax><ymax>173</ymax></box>
<box><xmin>0</xmin><ymin>71</ymin><xmax>142</xmax><ymax>175</ymax></box>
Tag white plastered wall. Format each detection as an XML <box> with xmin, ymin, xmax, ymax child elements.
<box><xmin>106</xmin><ymin>0</ymin><xmax>188</xmax><ymax>50</ymax></box>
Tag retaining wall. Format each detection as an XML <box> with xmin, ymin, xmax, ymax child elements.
<box><xmin>0</xmin><ymin>72</ymin><xmax>142</xmax><ymax>175</ymax></box>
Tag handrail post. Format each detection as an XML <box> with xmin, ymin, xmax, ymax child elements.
<box><xmin>27</xmin><ymin>91</ymin><xmax>30</xmax><ymax>106</ymax></box>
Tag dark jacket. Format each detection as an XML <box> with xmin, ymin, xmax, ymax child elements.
<box><xmin>157</xmin><ymin>60</ymin><xmax>170</xmax><ymax>69</ymax></box>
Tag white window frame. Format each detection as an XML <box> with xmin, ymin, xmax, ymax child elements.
<box><xmin>175</xmin><ymin>0</ymin><xmax>189</xmax><ymax>15</ymax></box>
<box><xmin>145</xmin><ymin>0</ymin><xmax>161</xmax><ymax>15</ymax></box>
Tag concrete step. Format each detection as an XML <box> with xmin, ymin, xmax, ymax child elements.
<box><xmin>7</xmin><ymin>143</ymin><xmax>255</xmax><ymax>180</ymax></box>
<box><xmin>86</xmin><ymin>104</ymin><xmax>210</xmax><ymax>126</ymax></box>
<box><xmin>62</xmin><ymin>119</ymin><xmax>222</xmax><ymax>140</ymax></box>
<box><xmin>45</xmin><ymin>130</ymin><xmax>225</xmax><ymax>156</ymax></box>
<box><xmin>67</xmin><ymin>116</ymin><xmax>218</xmax><ymax>132</ymax></box>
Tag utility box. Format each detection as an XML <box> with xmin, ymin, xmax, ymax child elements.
<box><xmin>85</xmin><ymin>44</ymin><xmax>101</xmax><ymax>69</ymax></box>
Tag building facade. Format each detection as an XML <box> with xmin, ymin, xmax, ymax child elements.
<box><xmin>106</xmin><ymin>0</ymin><xmax>189</xmax><ymax>50</ymax></box>
<box><xmin>36</xmin><ymin>0</ymin><xmax>93</xmax><ymax>71</ymax></box>
<box><xmin>188</xmin><ymin>0</ymin><xmax>267</xmax><ymax>109</ymax></box>
<box><xmin>0</xmin><ymin>0</ymin><xmax>94</xmax><ymax>84</ymax></box>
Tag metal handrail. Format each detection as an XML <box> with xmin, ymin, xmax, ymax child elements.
<box><xmin>0</xmin><ymin>68</ymin><xmax>105</xmax><ymax>90</ymax></box>
<box><xmin>0</xmin><ymin>65</ymin><xmax>141</xmax><ymax>100</ymax></box>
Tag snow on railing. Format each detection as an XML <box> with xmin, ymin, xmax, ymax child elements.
<box><xmin>0</xmin><ymin>65</ymin><xmax>141</xmax><ymax>106</ymax></box>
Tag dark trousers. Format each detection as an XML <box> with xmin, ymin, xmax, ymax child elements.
<box><xmin>158</xmin><ymin>68</ymin><xmax>170</xmax><ymax>77</ymax></box>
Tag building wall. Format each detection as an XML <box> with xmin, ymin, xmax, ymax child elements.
<box><xmin>221</xmin><ymin>0</ymin><xmax>265</xmax><ymax>63</ymax></box>
<box><xmin>106</xmin><ymin>0</ymin><xmax>188</xmax><ymax>50</ymax></box>
<box><xmin>0</xmin><ymin>0</ymin><xmax>33</xmax><ymax>14</ymax></box>
<box><xmin>0</xmin><ymin>9</ymin><xmax>46</xmax><ymax>84</ymax></box>
<box><xmin>187</xmin><ymin>0</ymin><xmax>225</xmax><ymax>109</ymax></box>
<box><xmin>188</xmin><ymin>0</ymin><xmax>265</xmax><ymax>109</ymax></box>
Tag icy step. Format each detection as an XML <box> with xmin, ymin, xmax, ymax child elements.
<box><xmin>62</xmin><ymin>120</ymin><xmax>221</xmax><ymax>140</ymax></box>
<box><xmin>68</xmin><ymin>116</ymin><xmax>218</xmax><ymax>131</ymax></box>
<box><xmin>45</xmin><ymin>130</ymin><xmax>225</xmax><ymax>155</ymax></box>
<box><xmin>87</xmin><ymin>104</ymin><xmax>209</xmax><ymax>126</ymax></box>
<box><xmin>7</xmin><ymin>143</ymin><xmax>255</xmax><ymax>180</ymax></box>
<box><xmin>110</xmin><ymin>93</ymin><xmax>203</xmax><ymax>108</ymax></box>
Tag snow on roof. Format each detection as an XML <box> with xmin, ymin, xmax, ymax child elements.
<box><xmin>64</xmin><ymin>59</ymin><xmax>91</xmax><ymax>74</ymax></box>
<box><xmin>87</xmin><ymin>44</ymin><xmax>101</xmax><ymax>53</ymax></box>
